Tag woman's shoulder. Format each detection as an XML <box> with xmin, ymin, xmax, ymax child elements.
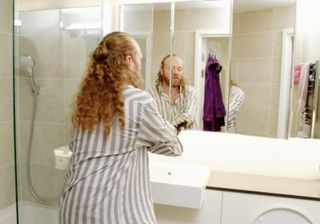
<box><xmin>124</xmin><ymin>85</ymin><xmax>154</xmax><ymax>104</ymax></box>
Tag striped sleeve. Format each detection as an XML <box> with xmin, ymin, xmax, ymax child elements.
<box><xmin>136</xmin><ymin>99</ymin><xmax>183</xmax><ymax>156</ymax></box>
<box><xmin>228</xmin><ymin>86</ymin><xmax>245</xmax><ymax>118</ymax></box>
<box><xmin>174</xmin><ymin>86</ymin><xmax>198</xmax><ymax>129</ymax></box>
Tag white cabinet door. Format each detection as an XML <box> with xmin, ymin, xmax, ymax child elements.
<box><xmin>155</xmin><ymin>189</ymin><xmax>222</xmax><ymax>224</ymax></box>
<box><xmin>222</xmin><ymin>191</ymin><xmax>320</xmax><ymax>224</ymax></box>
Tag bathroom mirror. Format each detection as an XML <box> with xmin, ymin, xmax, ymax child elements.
<box><xmin>118</xmin><ymin>0</ymin><xmax>320</xmax><ymax>141</ymax></box>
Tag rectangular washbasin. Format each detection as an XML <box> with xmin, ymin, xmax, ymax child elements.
<box><xmin>149</xmin><ymin>159</ymin><xmax>210</xmax><ymax>209</ymax></box>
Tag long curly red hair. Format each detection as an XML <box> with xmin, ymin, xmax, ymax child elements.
<box><xmin>71</xmin><ymin>32</ymin><xmax>142</xmax><ymax>136</ymax></box>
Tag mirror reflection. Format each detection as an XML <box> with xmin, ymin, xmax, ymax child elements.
<box><xmin>231</xmin><ymin>0</ymin><xmax>296</xmax><ymax>138</ymax></box>
<box><xmin>120</xmin><ymin>0</ymin><xmax>320</xmax><ymax>141</ymax></box>
<box><xmin>120</xmin><ymin>1</ymin><xmax>232</xmax><ymax>131</ymax></box>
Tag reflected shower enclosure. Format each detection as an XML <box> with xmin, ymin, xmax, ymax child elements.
<box><xmin>14</xmin><ymin>6</ymin><xmax>102</xmax><ymax>223</ymax></box>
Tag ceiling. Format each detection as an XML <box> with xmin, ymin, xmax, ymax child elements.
<box><xmin>234</xmin><ymin>0</ymin><xmax>295</xmax><ymax>13</ymax></box>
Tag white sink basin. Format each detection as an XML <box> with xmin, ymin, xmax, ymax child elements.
<box><xmin>149</xmin><ymin>159</ymin><xmax>210</xmax><ymax>209</ymax></box>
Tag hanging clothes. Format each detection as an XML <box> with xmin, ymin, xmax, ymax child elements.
<box><xmin>296</xmin><ymin>62</ymin><xmax>316</xmax><ymax>138</ymax></box>
<box><xmin>203</xmin><ymin>56</ymin><xmax>226</xmax><ymax>131</ymax></box>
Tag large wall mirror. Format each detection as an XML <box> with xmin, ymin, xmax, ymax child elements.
<box><xmin>118</xmin><ymin>0</ymin><xmax>320</xmax><ymax>141</ymax></box>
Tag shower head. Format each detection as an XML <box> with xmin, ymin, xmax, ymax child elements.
<box><xmin>19</xmin><ymin>55</ymin><xmax>40</xmax><ymax>95</ymax></box>
<box><xmin>19</xmin><ymin>55</ymin><xmax>34</xmax><ymax>74</ymax></box>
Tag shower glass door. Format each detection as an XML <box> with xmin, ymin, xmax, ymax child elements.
<box><xmin>14</xmin><ymin>3</ymin><xmax>102</xmax><ymax>224</ymax></box>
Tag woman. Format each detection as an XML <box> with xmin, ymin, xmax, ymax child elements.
<box><xmin>58</xmin><ymin>32</ymin><xmax>182</xmax><ymax>224</ymax></box>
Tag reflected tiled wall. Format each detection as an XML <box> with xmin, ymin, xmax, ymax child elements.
<box><xmin>231</xmin><ymin>6</ymin><xmax>295</xmax><ymax>137</ymax></box>
<box><xmin>0</xmin><ymin>0</ymin><xmax>15</xmax><ymax>210</ymax></box>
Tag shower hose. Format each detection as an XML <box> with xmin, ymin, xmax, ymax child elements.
<box><xmin>26</xmin><ymin>93</ymin><xmax>59</xmax><ymax>205</ymax></box>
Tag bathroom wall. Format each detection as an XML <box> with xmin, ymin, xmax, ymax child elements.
<box><xmin>16</xmin><ymin>7</ymin><xmax>101</xmax><ymax>203</ymax></box>
<box><xmin>0</xmin><ymin>0</ymin><xmax>15</xmax><ymax>211</ymax></box>
<box><xmin>231</xmin><ymin>5</ymin><xmax>295</xmax><ymax>137</ymax></box>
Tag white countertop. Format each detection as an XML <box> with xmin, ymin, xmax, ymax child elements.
<box><xmin>206</xmin><ymin>171</ymin><xmax>320</xmax><ymax>200</ymax></box>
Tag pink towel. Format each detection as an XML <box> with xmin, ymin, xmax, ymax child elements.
<box><xmin>296</xmin><ymin>63</ymin><xmax>310</xmax><ymax>113</ymax></box>
<box><xmin>294</xmin><ymin>64</ymin><xmax>302</xmax><ymax>84</ymax></box>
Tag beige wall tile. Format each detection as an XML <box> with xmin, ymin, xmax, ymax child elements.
<box><xmin>269</xmin><ymin>110</ymin><xmax>279</xmax><ymax>137</ymax></box>
<box><xmin>230</xmin><ymin>59</ymin><xmax>239</xmax><ymax>81</ymax></box>
<box><xmin>272</xmin><ymin>59</ymin><xmax>281</xmax><ymax>84</ymax></box>
<box><xmin>152</xmin><ymin>31</ymin><xmax>171</xmax><ymax>56</ymax></box>
<box><xmin>272</xmin><ymin>31</ymin><xmax>282</xmax><ymax>58</ymax></box>
<box><xmin>237</xmin><ymin>108</ymin><xmax>270</xmax><ymax>136</ymax></box>
<box><xmin>21</xmin><ymin>79</ymin><xmax>64</xmax><ymax>123</ymax></box>
<box><xmin>239</xmin><ymin>8</ymin><xmax>273</xmax><ymax>34</ymax></box>
<box><xmin>237</xmin><ymin>58</ymin><xmax>273</xmax><ymax>83</ymax></box>
<box><xmin>0</xmin><ymin>0</ymin><xmax>13</xmax><ymax>33</ymax></box>
<box><xmin>232</xmin><ymin>13</ymin><xmax>240</xmax><ymax>35</ymax></box>
<box><xmin>273</xmin><ymin>5</ymin><xmax>295</xmax><ymax>31</ymax></box>
<box><xmin>271</xmin><ymin>84</ymin><xmax>280</xmax><ymax>111</ymax></box>
<box><xmin>0</xmin><ymin>0</ymin><xmax>15</xmax><ymax>211</ymax></box>
<box><xmin>17</xmin><ymin>78</ymin><xmax>33</xmax><ymax>121</ymax></box>
<box><xmin>0</xmin><ymin>33</ymin><xmax>13</xmax><ymax>79</ymax></box>
<box><xmin>0</xmin><ymin>165</ymin><xmax>15</xmax><ymax>210</ymax></box>
<box><xmin>172</xmin><ymin>31</ymin><xmax>194</xmax><ymax>57</ymax></box>
<box><xmin>122</xmin><ymin>10</ymin><xmax>153</xmax><ymax>32</ymax></box>
<box><xmin>239</xmin><ymin>83</ymin><xmax>271</xmax><ymax>110</ymax></box>
<box><xmin>18</xmin><ymin>10</ymin><xmax>63</xmax><ymax>80</ymax></box>
<box><xmin>63</xmin><ymin>34</ymin><xmax>88</xmax><ymax>79</ymax></box>
<box><xmin>64</xmin><ymin>124</ymin><xmax>73</xmax><ymax>146</ymax></box>
<box><xmin>175</xmin><ymin>8</ymin><xmax>229</xmax><ymax>31</ymax></box>
<box><xmin>64</xmin><ymin>79</ymin><xmax>81</xmax><ymax>122</ymax></box>
<box><xmin>231</xmin><ymin>36</ymin><xmax>239</xmax><ymax>58</ymax></box>
<box><xmin>19</xmin><ymin>121</ymin><xmax>65</xmax><ymax>165</ymax></box>
<box><xmin>230</xmin><ymin>5</ymin><xmax>296</xmax><ymax>138</ymax></box>
<box><xmin>0</xmin><ymin>78</ymin><xmax>13</xmax><ymax>123</ymax></box>
<box><xmin>236</xmin><ymin>32</ymin><xmax>273</xmax><ymax>58</ymax></box>
<box><xmin>20</xmin><ymin>163</ymin><xmax>64</xmax><ymax>203</ymax></box>
<box><xmin>154</xmin><ymin>10</ymin><xmax>171</xmax><ymax>32</ymax></box>
<box><xmin>0</xmin><ymin>123</ymin><xmax>14</xmax><ymax>167</ymax></box>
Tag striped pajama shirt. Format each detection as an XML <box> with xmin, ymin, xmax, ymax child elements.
<box><xmin>227</xmin><ymin>85</ymin><xmax>245</xmax><ymax>133</ymax></box>
<box><xmin>58</xmin><ymin>85</ymin><xmax>183</xmax><ymax>224</ymax></box>
<box><xmin>148</xmin><ymin>85</ymin><xmax>198</xmax><ymax>129</ymax></box>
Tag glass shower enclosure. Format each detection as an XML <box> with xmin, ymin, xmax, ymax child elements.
<box><xmin>13</xmin><ymin>4</ymin><xmax>102</xmax><ymax>223</ymax></box>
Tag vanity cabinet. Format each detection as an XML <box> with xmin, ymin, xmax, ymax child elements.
<box><xmin>155</xmin><ymin>189</ymin><xmax>320</xmax><ymax>224</ymax></box>
<box><xmin>155</xmin><ymin>189</ymin><xmax>223</xmax><ymax>224</ymax></box>
<box><xmin>221</xmin><ymin>191</ymin><xmax>320</xmax><ymax>224</ymax></box>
